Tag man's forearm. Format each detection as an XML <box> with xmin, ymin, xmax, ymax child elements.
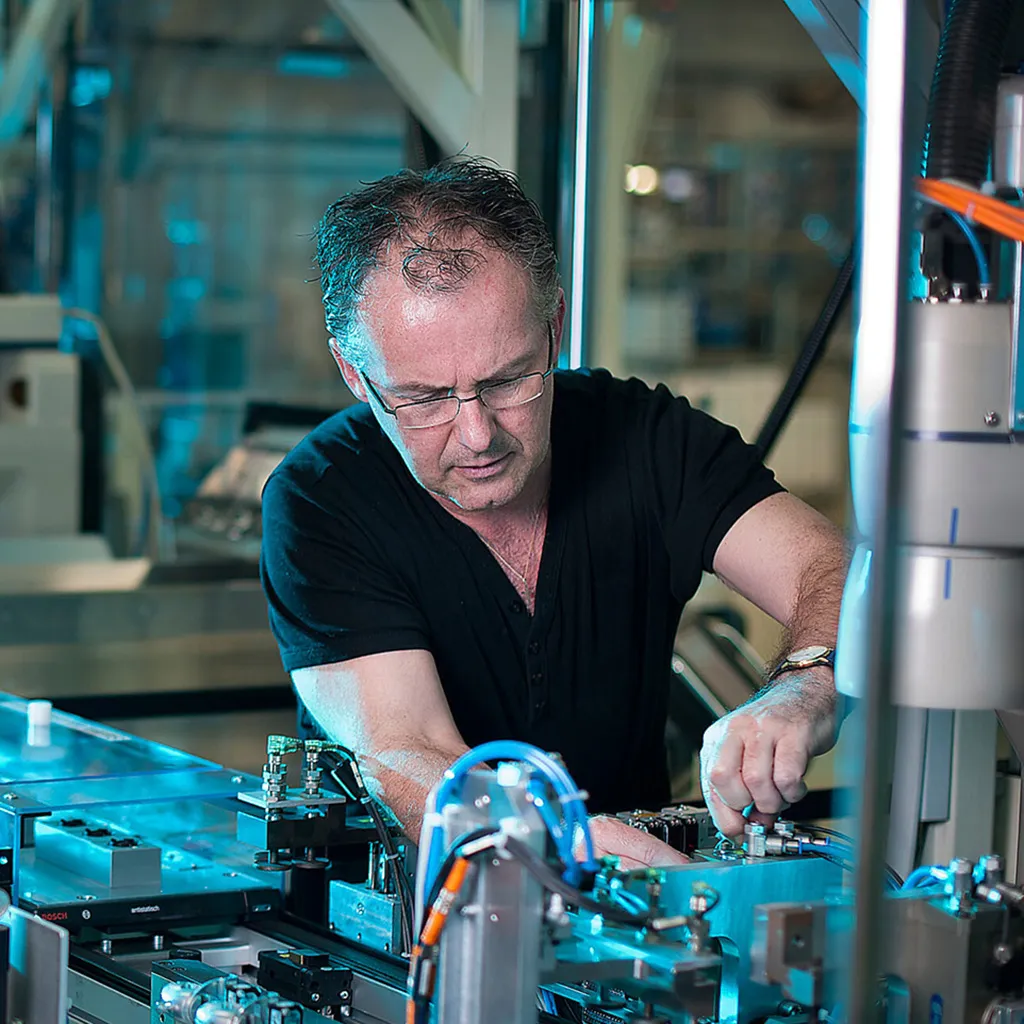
<box><xmin>772</xmin><ymin>525</ymin><xmax>848</xmax><ymax>672</ymax></box>
<box><xmin>357</xmin><ymin>743</ymin><xmax>471</xmax><ymax>841</ymax></box>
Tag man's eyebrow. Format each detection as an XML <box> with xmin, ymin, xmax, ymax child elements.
<box><xmin>388</xmin><ymin>353</ymin><xmax>536</xmax><ymax>398</ymax></box>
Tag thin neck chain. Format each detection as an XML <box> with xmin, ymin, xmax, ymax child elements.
<box><xmin>480</xmin><ymin>505</ymin><xmax>543</xmax><ymax>594</ymax></box>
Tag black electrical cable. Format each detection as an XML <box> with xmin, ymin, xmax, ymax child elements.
<box><xmin>320</xmin><ymin>750</ymin><xmax>415</xmax><ymax>954</ymax></box>
<box><xmin>500</xmin><ymin>836</ymin><xmax>649</xmax><ymax>927</ymax></box>
<box><xmin>426</xmin><ymin>831</ymin><xmax>648</xmax><ymax>931</ymax></box>
<box><xmin>801</xmin><ymin>823</ymin><xmax>905</xmax><ymax>888</ymax></box>
<box><xmin>420</xmin><ymin>827</ymin><xmax>501</xmax><ymax>934</ymax></box>
<box><xmin>363</xmin><ymin>797</ymin><xmax>416</xmax><ymax>952</ymax></box>
<box><xmin>754</xmin><ymin>242</ymin><xmax>857</xmax><ymax>460</ymax></box>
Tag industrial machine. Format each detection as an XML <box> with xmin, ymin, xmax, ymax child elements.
<box><xmin>178</xmin><ymin>403</ymin><xmax>335</xmax><ymax>563</ymax></box>
<box><xmin>0</xmin><ymin>294</ymin><xmax>80</xmax><ymax>540</ymax></box>
<box><xmin>1</xmin><ymin>696</ymin><xmax>1023</xmax><ymax>1023</ymax></box>
<box><xmin>11</xmin><ymin>1</ymin><xmax>1024</xmax><ymax>1022</ymax></box>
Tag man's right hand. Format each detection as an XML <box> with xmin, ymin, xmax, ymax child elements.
<box><xmin>583</xmin><ymin>815</ymin><xmax>690</xmax><ymax>870</ymax></box>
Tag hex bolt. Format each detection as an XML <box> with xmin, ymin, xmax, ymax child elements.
<box><xmin>744</xmin><ymin>822</ymin><xmax>767</xmax><ymax>858</ymax></box>
<box><xmin>981</xmin><ymin>854</ymin><xmax>1005</xmax><ymax>886</ymax></box>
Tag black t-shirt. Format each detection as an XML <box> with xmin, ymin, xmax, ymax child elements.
<box><xmin>260</xmin><ymin>369</ymin><xmax>782</xmax><ymax>813</ymax></box>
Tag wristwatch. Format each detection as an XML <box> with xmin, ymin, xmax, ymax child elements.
<box><xmin>766</xmin><ymin>644</ymin><xmax>836</xmax><ymax>684</ymax></box>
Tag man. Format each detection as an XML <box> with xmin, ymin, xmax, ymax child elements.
<box><xmin>260</xmin><ymin>159</ymin><xmax>846</xmax><ymax>869</ymax></box>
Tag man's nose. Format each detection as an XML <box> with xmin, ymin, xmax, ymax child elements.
<box><xmin>454</xmin><ymin>396</ymin><xmax>498</xmax><ymax>452</ymax></box>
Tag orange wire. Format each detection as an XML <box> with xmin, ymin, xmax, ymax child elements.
<box><xmin>917</xmin><ymin>178</ymin><xmax>1024</xmax><ymax>243</ymax></box>
<box><xmin>421</xmin><ymin>857</ymin><xmax>470</xmax><ymax>945</ymax></box>
<box><xmin>404</xmin><ymin>856</ymin><xmax>473</xmax><ymax>1024</ymax></box>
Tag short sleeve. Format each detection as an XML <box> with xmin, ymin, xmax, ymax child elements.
<box><xmin>641</xmin><ymin>381</ymin><xmax>785</xmax><ymax>597</ymax></box>
<box><xmin>260</xmin><ymin>466</ymin><xmax>431</xmax><ymax>673</ymax></box>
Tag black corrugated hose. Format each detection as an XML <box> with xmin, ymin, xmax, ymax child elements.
<box><xmin>754</xmin><ymin>242</ymin><xmax>857</xmax><ymax>460</ymax></box>
<box><xmin>924</xmin><ymin>0</ymin><xmax>1016</xmax><ymax>185</ymax></box>
<box><xmin>757</xmin><ymin>0</ymin><xmax>1016</xmax><ymax>459</ymax></box>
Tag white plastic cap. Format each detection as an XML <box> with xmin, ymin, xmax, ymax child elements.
<box><xmin>26</xmin><ymin>700</ymin><xmax>52</xmax><ymax>747</ymax></box>
<box><xmin>27</xmin><ymin>700</ymin><xmax>52</xmax><ymax>727</ymax></box>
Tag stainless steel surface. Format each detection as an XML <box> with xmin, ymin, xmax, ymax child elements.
<box><xmin>66</xmin><ymin>968</ymin><xmax>148</xmax><ymax>1024</ymax></box>
<box><xmin>887</xmin><ymin>707</ymin><xmax>928</xmax><ymax>880</ymax></box>
<box><xmin>350</xmin><ymin>970</ymin><xmax>406</xmax><ymax>1024</ymax></box>
<box><xmin>0</xmin><ymin>580</ymin><xmax>286</xmax><ymax>699</ymax></box>
<box><xmin>19</xmin><ymin>831</ymin><xmax>275</xmax><ymax>913</ymax></box>
<box><xmin>437</xmin><ymin>772</ymin><xmax>545</xmax><ymax>1024</ymax></box>
<box><xmin>0</xmin><ymin>577</ymin><xmax>271</xmax><ymax>640</ymax></box>
<box><xmin>6</xmin><ymin>905</ymin><xmax>69</xmax><ymax>1024</ymax></box>
<box><xmin>757</xmin><ymin>889</ymin><xmax>1023</xmax><ymax>1023</ymax></box>
<box><xmin>627</xmin><ymin>854</ymin><xmax>843</xmax><ymax>1022</ymax></box>
<box><xmin>542</xmin><ymin>924</ymin><xmax>719</xmax><ymax>1016</ymax></box>
<box><xmin>985</xmin><ymin>997</ymin><xmax>1024</xmax><ymax>1023</ymax></box>
<box><xmin>920</xmin><ymin>710</ymin><xmax>954</xmax><ymax>822</ymax></box>
<box><xmin>237</xmin><ymin>789</ymin><xmax>347</xmax><ymax>813</ymax></box>
<box><xmin>843</xmin><ymin>0</ymin><xmax>923</xmax><ymax>1006</ymax></box>
<box><xmin>329</xmin><ymin>879</ymin><xmax>403</xmax><ymax>955</ymax></box>
<box><xmin>995</xmin><ymin>75</ymin><xmax>1024</xmax><ymax>188</ymax></box>
<box><xmin>565</xmin><ymin>0</ymin><xmax>595</xmax><ymax>370</ymax></box>
<box><xmin>997</xmin><ymin>711</ymin><xmax>1024</xmax><ymax>883</ymax></box>
<box><xmin>34</xmin><ymin>815</ymin><xmax>162</xmax><ymax>889</ymax></box>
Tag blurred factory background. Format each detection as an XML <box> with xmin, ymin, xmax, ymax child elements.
<box><xmin>0</xmin><ymin>0</ymin><xmax>859</xmax><ymax>783</ymax></box>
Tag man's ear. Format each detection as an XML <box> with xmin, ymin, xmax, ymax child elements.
<box><xmin>552</xmin><ymin>289</ymin><xmax>567</xmax><ymax>365</ymax></box>
<box><xmin>328</xmin><ymin>337</ymin><xmax>369</xmax><ymax>403</ymax></box>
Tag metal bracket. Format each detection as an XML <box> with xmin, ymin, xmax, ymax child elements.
<box><xmin>780</xmin><ymin>0</ymin><xmax>938</xmax><ymax>110</ymax></box>
<box><xmin>0</xmin><ymin>0</ymin><xmax>83</xmax><ymax>159</ymax></box>
<box><xmin>324</xmin><ymin>0</ymin><xmax>519</xmax><ymax>169</ymax></box>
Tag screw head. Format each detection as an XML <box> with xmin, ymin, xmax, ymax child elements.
<box><xmin>2</xmin><ymin>793</ymin><xmax>17</xmax><ymax>801</ymax></box>
<box><xmin>310</xmin><ymin>993</ymin><xmax>320</xmax><ymax>1003</ymax></box>
<box><xmin>231</xmin><ymin>776</ymin><xmax>243</xmax><ymax>784</ymax></box>
<box><xmin>985</xmin><ymin>411</ymin><xmax>1001</xmax><ymax>427</ymax></box>
<box><xmin>1017</xmin><ymin>411</ymin><xmax>1024</xmax><ymax>425</ymax></box>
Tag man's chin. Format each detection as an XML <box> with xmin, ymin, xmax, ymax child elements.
<box><xmin>437</xmin><ymin>474</ymin><xmax>522</xmax><ymax>512</ymax></box>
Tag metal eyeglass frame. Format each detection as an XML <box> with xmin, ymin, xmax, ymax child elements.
<box><xmin>360</xmin><ymin>324</ymin><xmax>555</xmax><ymax>430</ymax></box>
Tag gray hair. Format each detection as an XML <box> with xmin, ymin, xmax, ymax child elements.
<box><xmin>314</xmin><ymin>158</ymin><xmax>560</xmax><ymax>368</ymax></box>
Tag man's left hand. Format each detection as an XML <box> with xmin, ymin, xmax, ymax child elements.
<box><xmin>699</xmin><ymin>668</ymin><xmax>839</xmax><ymax>837</ymax></box>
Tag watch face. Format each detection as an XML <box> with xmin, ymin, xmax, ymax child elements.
<box><xmin>789</xmin><ymin>644</ymin><xmax>830</xmax><ymax>664</ymax></box>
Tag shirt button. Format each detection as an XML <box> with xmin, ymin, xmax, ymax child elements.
<box><xmin>531</xmin><ymin>671</ymin><xmax>543</xmax><ymax>683</ymax></box>
<box><xmin>533</xmin><ymin>699</ymin><xmax>546</xmax><ymax>713</ymax></box>
<box><xmin>528</xmin><ymin>641</ymin><xmax>540</xmax><ymax>655</ymax></box>
<box><xmin>509</xmin><ymin>599</ymin><xmax>524</xmax><ymax>614</ymax></box>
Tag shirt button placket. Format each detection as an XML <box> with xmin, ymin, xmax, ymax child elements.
<box><xmin>527</xmin><ymin>635</ymin><xmax>546</xmax><ymax>717</ymax></box>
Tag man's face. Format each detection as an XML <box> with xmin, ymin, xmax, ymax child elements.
<box><xmin>334</xmin><ymin>254</ymin><xmax>563</xmax><ymax>512</ymax></box>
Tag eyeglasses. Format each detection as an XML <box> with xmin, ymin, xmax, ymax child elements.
<box><xmin>361</xmin><ymin>325</ymin><xmax>554</xmax><ymax>430</ymax></box>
